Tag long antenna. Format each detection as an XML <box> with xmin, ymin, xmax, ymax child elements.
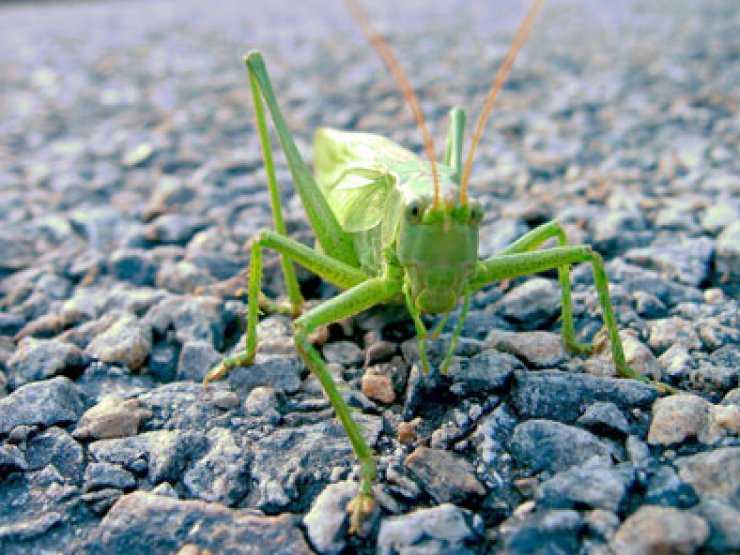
<box><xmin>460</xmin><ymin>0</ymin><xmax>545</xmax><ymax>204</ymax></box>
<box><xmin>345</xmin><ymin>0</ymin><xmax>441</xmax><ymax>209</ymax></box>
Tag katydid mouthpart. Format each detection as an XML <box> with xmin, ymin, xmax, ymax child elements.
<box><xmin>203</xmin><ymin>0</ymin><xmax>671</xmax><ymax>533</ymax></box>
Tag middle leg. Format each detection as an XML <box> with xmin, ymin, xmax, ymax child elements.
<box><xmin>470</xmin><ymin>245</ymin><xmax>636</xmax><ymax>380</ymax></box>
<box><xmin>497</xmin><ymin>220</ymin><xmax>592</xmax><ymax>354</ymax></box>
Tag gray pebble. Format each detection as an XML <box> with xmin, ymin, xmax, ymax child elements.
<box><xmin>0</xmin><ymin>377</ymin><xmax>85</xmax><ymax>435</ymax></box>
<box><xmin>377</xmin><ymin>503</ymin><xmax>484</xmax><ymax>555</ymax></box>
<box><xmin>509</xmin><ymin>419</ymin><xmax>615</xmax><ymax>474</ymax></box>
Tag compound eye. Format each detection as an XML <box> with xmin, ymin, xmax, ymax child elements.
<box><xmin>405</xmin><ymin>199</ymin><xmax>425</xmax><ymax>224</ymax></box>
<box><xmin>469</xmin><ymin>200</ymin><xmax>483</xmax><ymax>225</ymax></box>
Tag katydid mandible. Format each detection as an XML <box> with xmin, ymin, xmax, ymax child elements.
<box><xmin>204</xmin><ymin>0</ymin><xmax>651</xmax><ymax>532</ymax></box>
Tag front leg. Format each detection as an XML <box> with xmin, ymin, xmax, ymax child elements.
<box><xmin>203</xmin><ymin>230</ymin><xmax>370</xmax><ymax>385</ymax></box>
<box><xmin>293</xmin><ymin>273</ymin><xmax>402</xmax><ymax>533</ymax></box>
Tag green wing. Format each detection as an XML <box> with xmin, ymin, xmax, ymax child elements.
<box><xmin>313</xmin><ymin>128</ymin><xmax>423</xmax><ymax>233</ymax></box>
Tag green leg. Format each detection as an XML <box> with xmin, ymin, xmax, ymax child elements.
<box><xmin>443</xmin><ymin>107</ymin><xmax>466</xmax><ymax>183</ymax></box>
<box><xmin>431</xmin><ymin>312</ymin><xmax>450</xmax><ymax>339</ymax></box>
<box><xmin>204</xmin><ymin>231</ymin><xmax>371</xmax><ymax>385</ymax></box>
<box><xmin>470</xmin><ymin>245</ymin><xmax>635</xmax><ymax>379</ymax></box>
<box><xmin>245</xmin><ymin>51</ymin><xmax>359</xmax><ymax>268</ymax></box>
<box><xmin>403</xmin><ymin>283</ymin><xmax>430</xmax><ymax>372</ymax></box>
<box><xmin>248</xmin><ymin>67</ymin><xmax>303</xmax><ymax>316</ymax></box>
<box><xmin>497</xmin><ymin>220</ymin><xmax>591</xmax><ymax>354</ymax></box>
<box><xmin>440</xmin><ymin>285</ymin><xmax>471</xmax><ymax>374</ymax></box>
<box><xmin>293</xmin><ymin>273</ymin><xmax>403</xmax><ymax>532</ymax></box>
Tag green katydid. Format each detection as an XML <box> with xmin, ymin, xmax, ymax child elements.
<box><xmin>204</xmin><ymin>0</ymin><xmax>664</xmax><ymax>532</ymax></box>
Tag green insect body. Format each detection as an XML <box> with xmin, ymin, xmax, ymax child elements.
<box><xmin>203</xmin><ymin>1</ymin><xmax>668</xmax><ymax>533</ymax></box>
<box><xmin>314</xmin><ymin>126</ymin><xmax>480</xmax><ymax>315</ymax></box>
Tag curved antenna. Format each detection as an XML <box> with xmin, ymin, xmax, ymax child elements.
<box><xmin>345</xmin><ymin>0</ymin><xmax>441</xmax><ymax>209</ymax></box>
<box><xmin>460</xmin><ymin>0</ymin><xmax>545</xmax><ymax>204</ymax></box>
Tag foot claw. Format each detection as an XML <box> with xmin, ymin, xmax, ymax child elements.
<box><xmin>347</xmin><ymin>492</ymin><xmax>374</xmax><ymax>534</ymax></box>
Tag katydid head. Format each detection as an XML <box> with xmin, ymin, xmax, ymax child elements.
<box><xmin>397</xmin><ymin>196</ymin><xmax>482</xmax><ymax>314</ymax></box>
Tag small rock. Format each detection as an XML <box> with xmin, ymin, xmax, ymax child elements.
<box><xmin>445</xmin><ymin>349</ymin><xmax>520</xmax><ymax>398</ymax></box>
<box><xmin>511</xmin><ymin>370</ymin><xmax>658</xmax><ymax>423</ymax></box>
<box><xmin>176</xmin><ymin>340</ymin><xmax>223</xmax><ymax>382</ymax></box>
<box><xmin>619</xmin><ymin>332</ymin><xmax>662</xmax><ymax>380</ymax></box>
<box><xmin>377</xmin><ymin>503</ymin><xmax>484</xmax><ymax>555</ymax></box>
<box><xmin>86</xmin><ymin>314</ymin><xmax>152</xmax><ymax>371</ymax></box>
<box><xmin>361</xmin><ymin>373</ymin><xmax>395</xmax><ymax>405</ymax></box>
<box><xmin>648</xmin><ymin>394</ymin><xmax>710</xmax><ymax>446</ymax></box>
<box><xmin>25</xmin><ymin>427</ymin><xmax>85</xmax><ymax>481</ymax></box>
<box><xmin>693</xmin><ymin>497</ymin><xmax>740</xmax><ymax>553</ymax></box>
<box><xmin>509</xmin><ymin>419</ymin><xmax>615</xmax><ymax>474</ymax></box>
<box><xmin>404</xmin><ymin>446</ymin><xmax>486</xmax><ymax>503</ymax></box>
<box><xmin>323</xmin><ymin>341</ymin><xmax>364</xmax><ymax>367</ymax></box>
<box><xmin>500</xmin><ymin>509</ymin><xmax>585</xmax><ymax>555</ymax></box>
<box><xmin>648</xmin><ymin>393</ymin><xmax>738</xmax><ymax>446</ymax></box>
<box><xmin>183</xmin><ymin>428</ymin><xmax>249</xmax><ymax>506</ymax></box>
<box><xmin>676</xmin><ymin>447</ymin><xmax>740</xmax><ymax>502</ymax></box>
<box><xmin>7</xmin><ymin>337</ymin><xmax>90</xmax><ymax>389</ymax></box>
<box><xmin>0</xmin><ymin>512</ymin><xmax>65</xmax><ymax>542</ymax></box>
<box><xmin>576</xmin><ymin>401</ymin><xmax>631</xmax><ymax>436</ymax></box>
<box><xmin>536</xmin><ymin>461</ymin><xmax>634</xmax><ymax>512</ymax></box>
<box><xmin>108</xmin><ymin>248</ymin><xmax>158</xmax><ymax>286</ymax></box>
<box><xmin>76</xmin><ymin>491</ymin><xmax>311</xmax><ymax>554</ymax></box>
<box><xmin>73</xmin><ymin>396</ymin><xmax>152</xmax><ymax>440</ymax></box>
<box><xmin>156</xmin><ymin>260</ymin><xmax>216</xmax><ymax>294</ymax></box>
<box><xmin>89</xmin><ymin>429</ymin><xmax>208</xmax><ymax>484</ymax></box>
<box><xmin>244</xmin><ymin>386</ymin><xmax>280</xmax><ymax>419</ymax></box>
<box><xmin>303</xmin><ymin>481</ymin><xmax>360</xmax><ymax>554</ymax></box>
<box><xmin>83</xmin><ymin>462</ymin><xmax>136</xmax><ymax>492</ymax></box>
<box><xmin>0</xmin><ymin>376</ymin><xmax>85</xmax><ymax>435</ymax></box>
<box><xmin>610</xmin><ymin>505</ymin><xmax>709</xmax><ymax>555</ymax></box>
<box><xmin>585</xmin><ymin>508</ymin><xmax>620</xmax><ymax>541</ymax></box>
<box><xmin>715</xmin><ymin>220</ymin><xmax>740</xmax><ymax>280</ymax></box>
<box><xmin>644</xmin><ymin>465</ymin><xmax>699</xmax><ymax>508</ymax></box>
<box><xmin>0</xmin><ymin>444</ymin><xmax>28</xmax><ymax>472</ymax></box>
<box><xmin>624</xmin><ymin>237</ymin><xmax>714</xmax><ymax>287</ymax></box>
<box><xmin>486</xmin><ymin>330</ymin><xmax>567</xmax><ymax>368</ymax></box>
<box><xmin>648</xmin><ymin>317</ymin><xmax>701</xmax><ymax>355</ymax></box>
<box><xmin>229</xmin><ymin>355</ymin><xmax>302</xmax><ymax>394</ymax></box>
<box><xmin>145</xmin><ymin>213</ymin><xmax>206</xmax><ymax>245</ymax></box>
<box><xmin>496</xmin><ymin>278</ymin><xmax>561</xmax><ymax>330</ymax></box>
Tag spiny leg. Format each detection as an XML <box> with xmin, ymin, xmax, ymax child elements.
<box><xmin>498</xmin><ymin>220</ymin><xmax>592</xmax><ymax>354</ymax></box>
<box><xmin>245</xmin><ymin>51</ymin><xmax>359</xmax><ymax>268</ymax></box>
<box><xmin>248</xmin><ymin>66</ymin><xmax>303</xmax><ymax>316</ymax></box>
<box><xmin>403</xmin><ymin>282</ymin><xmax>430</xmax><ymax>372</ymax></box>
<box><xmin>470</xmin><ymin>245</ymin><xmax>635</xmax><ymax>380</ymax></box>
<box><xmin>204</xmin><ymin>230</ymin><xmax>370</xmax><ymax>385</ymax></box>
<box><xmin>294</xmin><ymin>274</ymin><xmax>402</xmax><ymax>532</ymax></box>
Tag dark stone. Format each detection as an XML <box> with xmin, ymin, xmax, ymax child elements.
<box><xmin>446</xmin><ymin>349</ymin><xmax>520</xmax><ymax>397</ymax></box>
<box><xmin>25</xmin><ymin>427</ymin><xmax>86</xmax><ymax>483</ymax></box>
<box><xmin>576</xmin><ymin>401</ymin><xmax>631</xmax><ymax>436</ymax></box>
<box><xmin>176</xmin><ymin>339</ymin><xmax>222</xmax><ymax>382</ymax></box>
<box><xmin>83</xmin><ymin>462</ymin><xmax>137</xmax><ymax>492</ymax></box>
<box><xmin>7</xmin><ymin>337</ymin><xmax>90</xmax><ymax>389</ymax></box>
<box><xmin>644</xmin><ymin>465</ymin><xmax>699</xmax><ymax>509</ymax></box>
<box><xmin>229</xmin><ymin>355</ymin><xmax>303</xmax><ymax>395</ymax></box>
<box><xmin>500</xmin><ymin>509</ymin><xmax>586</xmax><ymax>555</ymax></box>
<box><xmin>510</xmin><ymin>370</ymin><xmax>658</xmax><ymax>424</ymax></box>
<box><xmin>536</xmin><ymin>462</ymin><xmax>634</xmax><ymax>512</ymax></box>
<box><xmin>0</xmin><ymin>377</ymin><xmax>85</xmax><ymax>435</ymax></box>
<box><xmin>509</xmin><ymin>419</ymin><xmax>615</xmax><ymax>474</ymax></box>
<box><xmin>496</xmin><ymin>278</ymin><xmax>561</xmax><ymax>330</ymax></box>
<box><xmin>108</xmin><ymin>248</ymin><xmax>158</xmax><ymax>286</ymax></box>
<box><xmin>404</xmin><ymin>446</ymin><xmax>486</xmax><ymax>503</ymax></box>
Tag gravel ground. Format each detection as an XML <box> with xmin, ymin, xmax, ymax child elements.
<box><xmin>1</xmin><ymin>0</ymin><xmax>738</xmax><ymax>553</ymax></box>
